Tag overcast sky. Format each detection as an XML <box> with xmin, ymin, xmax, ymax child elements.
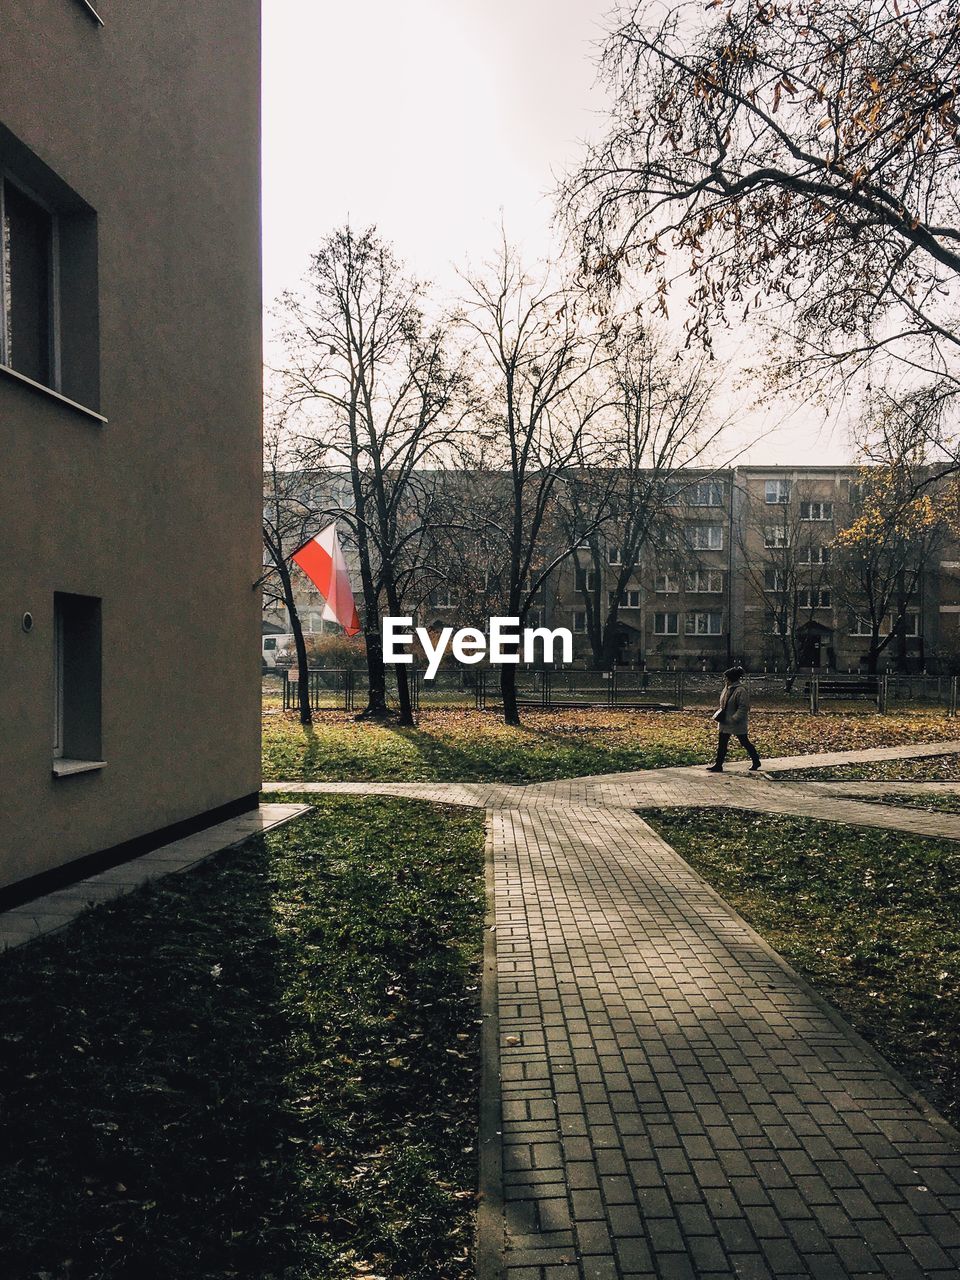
<box><xmin>261</xmin><ymin>0</ymin><xmax>852</xmax><ymax>465</ymax></box>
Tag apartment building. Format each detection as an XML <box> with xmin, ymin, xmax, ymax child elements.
<box><xmin>554</xmin><ymin>466</ymin><xmax>948</xmax><ymax>672</ymax></box>
<box><xmin>2</xmin><ymin>2</ymin><xmax>262</xmax><ymax>900</ymax></box>
<box><xmin>269</xmin><ymin>464</ymin><xmax>958</xmax><ymax>673</ymax></box>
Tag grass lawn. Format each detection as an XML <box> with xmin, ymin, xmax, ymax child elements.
<box><xmin>775</xmin><ymin>752</ymin><xmax>960</xmax><ymax>783</ymax></box>
<box><xmin>0</xmin><ymin>796</ymin><xmax>485</xmax><ymax>1280</ymax></box>
<box><xmin>263</xmin><ymin>707</ymin><xmax>960</xmax><ymax>783</ymax></box>
<box><xmin>641</xmin><ymin>807</ymin><xmax>960</xmax><ymax>1126</ymax></box>
<box><xmin>846</xmin><ymin>791</ymin><xmax>960</xmax><ymax>816</ymax></box>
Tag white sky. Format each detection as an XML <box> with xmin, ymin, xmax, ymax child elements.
<box><xmin>261</xmin><ymin>0</ymin><xmax>854</xmax><ymax>465</ymax></box>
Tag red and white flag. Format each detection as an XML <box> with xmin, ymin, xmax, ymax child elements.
<box><xmin>291</xmin><ymin>522</ymin><xmax>361</xmax><ymax>636</ymax></box>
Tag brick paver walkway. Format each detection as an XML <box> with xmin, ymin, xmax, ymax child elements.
<box><xmin>268</xmin><ymin>741</ymin><xmax>960</xmax><ymax>1278</ymax></box>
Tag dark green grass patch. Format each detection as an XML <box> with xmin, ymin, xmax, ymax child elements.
<box><xmin>846</xmin><ymin>791</ymin><xmax>960</xmax><ymax>815</ymax></box>
<box><xmin>641</xmin><ymin>807</ymin><xmax>960</xmax><ymax>1126</ymax></box>
<box><xmin>0</xmin><ymin>796</ymin><xmax>485</xmax><ymax>1280</ymax></box>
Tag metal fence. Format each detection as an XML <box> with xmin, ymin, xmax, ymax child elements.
<box><xmin>473</xmin><ymin>668</ymin><xmax>683</xmax><ymax>710</ymax></box>
<box><xmin>281</xmin><ymin>668</ymin><xmax>357</xmax><ymax>712</ymax></box>
<box><xmin>278</xmin><ymin>666</ymin><xmax>959</xmax><ymax>716</ymax></box>
<box><xmin>280</xmin><ymin>666</ymin><xmax>481</xmax><ymax>713</ymax></box>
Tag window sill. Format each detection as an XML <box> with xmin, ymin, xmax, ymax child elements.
<box><xmin>52</xmin><ymin>759</ymin><xmax>106</xmax><ymax>778</ymax></box>
<box><xmin>75</xmin><ymin>0</ymin><xmax>104</xmax><ymax>24</ymax></box>
<box><xmin>0</xmin><ymin>363</ymin><xmax>106</xmax><ymax>424</ymax></box>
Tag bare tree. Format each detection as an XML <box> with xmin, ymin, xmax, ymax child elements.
<box><xmin>261</xmin><ymin>415</ymin><xmax>323</xmax><ymax>725</ymax></box>
<box><xmin>460</xmin><ymin>241</ymin><xmax>616</xmax><ymax>724</ymax></box>
<box><xmin>562</xmin><ymin>334</ymin><xmax>724</xmax><ymax>668</ymax></box>
<box><xmin>565</xmin><ymin>0</ymin><xmax>960</xmax><ymax>456</ymax></box>
<box><xmin>279</xmin><ymin>225</ymin><xmax>465</xmax><ymax>725</ymax></box>
<box><xmin>415</xmin><ymin>468</ymin><xmax>513</xmax><ymax>631</ymax></box>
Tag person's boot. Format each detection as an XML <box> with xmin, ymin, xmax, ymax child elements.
<box><xmin>705</xmin><ymin>764</ymin><xmax>723</xmax><ymax>773</ymax></box>
<box><xmin>749</xmin><ymin>754</ymin><xmax>762</xmax><ymax>771</ymax></box>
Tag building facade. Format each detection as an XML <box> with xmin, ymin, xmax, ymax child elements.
<box><xmin>551</xmin><ymin>466</ymin><xmax>954</xmax><ymax>673</ymax></box>
<box><xmin>270</xmin><ymin>465</ymin><xmax>959</xmax><ymax>674</ymax></box>
<box><xmin>2</xmin><ymin>1</ymin><xmax>263</xmax><ymax>898</ymax></box>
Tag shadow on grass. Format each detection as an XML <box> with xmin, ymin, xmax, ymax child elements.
<box><xmin>0</xmin><ymin>837</ymin><xmax>314</xmax><ymax>1280</ymax></box>
<box><xmin>373</xmin><ymin>714</ymin><xmax>705</xmax><ymax>783</ymax></box>
<box><xmin>0</xmin><ymin>797</ymin><xmax>484</xmax><ymax>1280</ymax></box>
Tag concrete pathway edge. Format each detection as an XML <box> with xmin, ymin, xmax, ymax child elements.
<box><xmin>635</xmin><ymin>812</ymin><xmax>960</xmax><ymax>1152</ymax></box>
<box><xmin>0</xmin><ymin>804</ymin><xmax>312</xmax><ymax>952</ymax></box>
<box><xmin>477</xmin><ymin>826</ymin><xmax>506</xmax><ymax>1280</ymax></box>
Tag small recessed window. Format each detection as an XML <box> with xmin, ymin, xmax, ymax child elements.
<box><xmin>684</xmin><ymin>610</ymin><xmax>723</xmax><ymax>636</ymax></box>
<box><xmin>690</xmin><ymin>481</ymin><xmax>724</xmax><ymax>507</ymax></box>
<box><xmin>1</xmin><ymin>179</ymin><xmax>53</xmax><ymax>386</ymax></box>
<box><xmin>0</xmin><ymin>125</ymin><xmax>100</xmax><ymax>413</ymax></box>
<box><xmin>54</xmin><ymin>593</ymin><xmax>102</xmax><ymax>767</ymax></box>
<box><xmin>765</xmin><ymin>479</ymin><xmax>791</xmax><ymax>504</ymax></box>
<box><xmin>687</xmin><ymin>524</ymin><xmax>723</xmax><ymax>551</ymax></box>
<box><xmin>608</xmin><ymin>590</ymin><xmax>641</xmax><ymax>608</ymax></box>
<box><xmin>800</xmin><ymin>501</ymin><xmax>834</xmax><ymax>521</ymax></box>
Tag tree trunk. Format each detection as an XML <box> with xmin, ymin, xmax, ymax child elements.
<box><xmin>360</xmin><ymin>620</ymin><xmax>390</xmax><ymax>719</ymax></box>
<box><xmin>395</xmin><ymin>664</ymin><xmax>414</xmax><ymax>727</ymax></box>
<box><xmin>780</xmin><ymin>632</ymin><xmax>795</xmax><ymax>692</ymax></box>
<box><xmin>275</xmin><ymin>557</ymin><xmax>312</xmax><ymax>727</ymax></box>
<box><xmin>599</xmin><ymin>621</ymin><xmax>620</xmax><ymax>671</ymax></box>
<box><xmin>353</xmin><ymin>518</ymin><xmax>390</xmax><ymax>719</ymax></box>
<box><xmin>383</xmin><ymin>563</ymin><xmax>415</xmax><ymax>726</ymax></box>
<box><xmin>895</xmin><ymin>571</ymin><xmax>908</xmax><ymax>672</ymax></box>
<box><xmin>587</xmin><ymin>618</ymin><xmax>604</xmax><ymax>667</ymax></box>
<box><xmin>290</xmin><ymin>614</ymin><xmax>312</xmax><ymax>727</ymax></box>
<box><xmin>500</xmin><ymin>663</ymin><xmax>521</xmax><ymax>727</ymax></box>
<box><xmin>867</xmin><ymin>631</ymin><xmax>880</xmax><ymax>675</ymax></box>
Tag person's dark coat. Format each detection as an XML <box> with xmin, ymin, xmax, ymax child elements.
<box><xmin>716</xmin><ymin>681</ymin><xmax>750</xmax><ymax>734</ymax></box>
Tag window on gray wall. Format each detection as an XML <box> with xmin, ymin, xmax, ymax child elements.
<box><xmin>0</xmin><ymin>125</ymin><xmax>100</xmax><ymax>411</ymax></box>
<box><xmin>687</xmin><ymin>524</ymin><xmax>723</xmax><ymax>550</ymax></box>
<box><xmin>690</xmin><ymin>481</ymin><xmax>724</xmax><ymax>507</ymax></box>
<box><xmin>1</xmin><ymin>178</ymin><xmax>53</xmax><ymax>386</ymax></box>
<box><xmin>54</xmin><ymin>593</ymin><xmax>102</xmax><ymax>762</ymax></box>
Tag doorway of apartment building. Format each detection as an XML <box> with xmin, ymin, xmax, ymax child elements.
<box><xmin>614</xmin><ymin>622</ymin><xmax>642</xmax><ymax>666</ymax></box>
<box><xmin>797</xmin><ymin>622</ymin><xmax>833</xmax><ymax>669</ymax></box>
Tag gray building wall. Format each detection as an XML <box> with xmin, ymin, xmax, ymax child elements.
<box><xmin>1</xmin><ymin>1</ymin><xmax>263</xmax><ymax>893</ymax></box>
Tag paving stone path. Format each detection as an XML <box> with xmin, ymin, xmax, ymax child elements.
<box><xmin>268</xmin><ymin>741</ymin><xmax>960</xmax><ymax>1279</ymax></box>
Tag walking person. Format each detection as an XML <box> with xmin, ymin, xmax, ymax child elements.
<box><xmin>706</xmin><ymin>667</ymin><xmax>762</xmax><ymax>772</ymax></box>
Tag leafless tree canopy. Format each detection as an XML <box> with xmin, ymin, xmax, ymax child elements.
<box><xmin>566</xmin><ymin>0</ymin><xmax>960</xmax><ymax>438</ymax></box>
<box><xmin>458</xmin><ymin>241</ymin><xmax>621</xmax><ymax>721</ymax></box>
<box><xmin>278</xmin><ymin>225</ymin><xmax>466</xmax><ymax>722</ymax></box>
<box><xmin>562</xmin><ymin>332</ymin><xmax>724</xmax><ymax>667</ymax></box>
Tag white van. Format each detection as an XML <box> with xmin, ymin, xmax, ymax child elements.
<box><xmin>262</xmin><ymin>633</ymin><xmax>295</xmax><ymax>670</ymax></box>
